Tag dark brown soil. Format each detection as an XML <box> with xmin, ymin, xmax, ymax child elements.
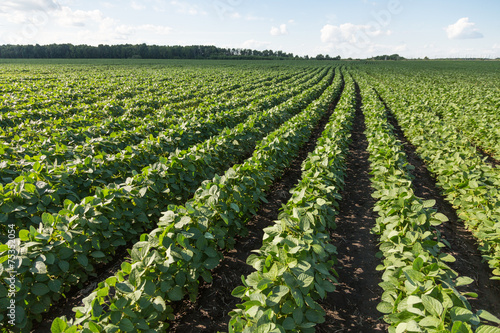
<box><xmin>474</xmin><ymin>144</ymin><xmax>500</xmax><ymax>167</ymax></box>
<box><xmin>168</xmin><ymin>81</ymin><xmax>344</xmax><ymax>333</ymax></box>
<box><xmin>380</xmin><ymin>94</ymin><xmax>500</xmax><ymax>322</ymax></box>
<box><xmin>317</xmin><ymin>82</ymin><xmax>387</xmax><ymax>332</ymax></box>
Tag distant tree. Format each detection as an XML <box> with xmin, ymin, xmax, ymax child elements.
<box><xmin>316</xmin><ymin>54</ymin><xmax>325</xmax><ymax>60</ymax></box>
<box><xmin>0</xmin><ymin>43</ymin><xmax>299</xmax><ymax>60</ymax></box>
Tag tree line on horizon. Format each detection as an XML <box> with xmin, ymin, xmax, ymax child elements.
<box><xmin>0</xmin><ymin>43</ymin><xmax>341</xmax><ymax>60</ymax></box>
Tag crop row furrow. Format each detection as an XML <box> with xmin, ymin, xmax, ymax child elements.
<box><xmin>0</xmin><ymin>68</ymin><xmax>311</xmax><ymax>156</ymax></box>
<box><xmin>228</xmin><ymin>69</ymin><xmax>355</xmax><ymax>333</ymax></box>
<box><xmin>0</xmin><ymin>68</ymin><xmax>331</xmax><ymax>238</ymax></box>
<box><xmin>0</xmin><ymin>68</ymin><xmax>337</xmax><ymax>331</ymax></box>
<box><xmin>47</xmin><ymin>67</ymin><xmax>343</xmax><ymax>333</ymax></box>
<box><xmin>367</xmin><ymin>73</ymin><xmax>500</xmax><ymax>281</ymax></box>
<box><xmin>0</xmin><ymin>67</ymin><xmax>316</xmax><ymax>165</ymax></box>
<box><xmin>356</xmin><ymin>72</ymin><xmax>500</xmax><ymax>332</ymax></box>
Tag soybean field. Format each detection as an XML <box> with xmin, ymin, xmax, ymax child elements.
<box><xmin>1</xmin><ymin>59</ymin><xmax>500</xmax><ymax>333</ymax></box>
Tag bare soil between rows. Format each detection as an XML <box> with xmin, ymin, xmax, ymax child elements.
<box><xmin>317</xmin><ymin>81</ymin><xmax>387</xmax><ymax>333</ymax></box>
<box><xmin>168</xmin><ymin>79</ymin><xmax>344</xmax><ymax>332</ymax></box>
<box><xmin>379</xmin><ymin>92</ymin><xmax>500</xmax><ymax>321</ymax></box>
<box><xmin>31</xmin><ymin>72</ymin><xmax>335</xmax><ymax>332</ymax></box>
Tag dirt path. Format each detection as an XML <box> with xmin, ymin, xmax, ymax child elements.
<box><xmin>168</xmin><ymin>80</ymin><xmax>344</xmax><ymax>333</ymax></box>
<box><xmin>377</xmin><ymin>95</ymin><xmax>500</xmax><ymax>320</ymax></box>
<box><xmin>317</xmin><ymin>82</ymin><xmax>387</xmax><ymax>333</ymax></box>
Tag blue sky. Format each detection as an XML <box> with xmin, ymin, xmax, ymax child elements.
<box><xmin>0</xmin><ymin>0</ymin><xmax>499</xmax><ymax>58</ymax></box>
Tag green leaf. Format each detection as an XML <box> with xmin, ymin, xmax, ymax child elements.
<box><xmin>434</xmin><ymin>213</ymin><xmax>448</xmax><ymax>222</ymax></box>
<box><xmin>230</xmin><ymin>203</ymin><xmax>240</xmax><ymax>212</ymax></box>
<box><xmin>77</xmin><ymin>254</ymin><xmax>89</xmax><ymax>267</ymax></box>
<box><xmin>58</xmin><ymin>260</ymin><xmax>70</xmax><ymax>272</ymax></box>
<box><xmin>419</xmin><ymin>316</ymin><xmax>441</xmax><ymax>327</ymax></box>
<box><xmin>32</xmin><ymin>283</ymin><xmax>50</xmax><ymax>296</ymax></box>
<box><xmin>476</xmin><ymin>326</ymin><xmax>500</xmax><ymax>333</ymax></box>
<box><xmin>48</xmin><ymin>279</ymin><xmax>62</xmax><ymax>293</ymax></box>
<box><xmin>450</xmin><ymin>307</ymin><xmax>473</xmax><ymax>322</ymax></box>
<box><xmin>143</xmin><ymin>280</ymin><xmax>156</xmax><ymax>296</ymax></box>
<box><xmin>121</xmin><ymin>262</ymin><xmax>132</xmax><ymax>274</ymax></box>
<box><xmin>305</xmin><ymin>309</ymin><xmax>323</xmax><ymax>323</ymax></box>
<box><xmin>377</xmin><ymin>301</ymin><xmax>393</xmax><ymax>314</ymax></box>
<box><xmin>42</xmin><ymin>212</ymin><xmax>54</xmax><ymax>225</ymax></box>
<box><xmin>478</xmin><ymin>310</ymin><xmax>500</xmax><ymax>324</ymax></box>
<box><xmin>438</xmin><ymin>253</ymin><xmax>456</xmax><ymax>262</ymax></box>
<box><xmin>167</xmin><ymin>286</ymin><xmax>183</xmax><ymax>301</ymax></box>
<box><xmin>267</xmin><ymin>285</ymin><xmax>289</xmax><ymax>306</ymax></box>
<box><xmin>451</xmin><ymin>321</ymin><xmax>474</xmax><ymax>333</ymax></box>
<box><xmin>19</xmin><ymin>229</ymin><xmax>30</xmax><ymax>241</ymax></box>
<box><xmin>51</xmin><ymin>318</ymin><xmax>68</xmax><ymax>333</ymax></box>
<box><xmin>297</xmin><ymin>273</ymin><xmax>314</xmax><ymax>288</ymax></box>
<box><xmin>88</xmin><ymin>321</ymin><xmax>101</xmax><ymax>333</ymax></box>
<box><xmin>455</xmin><ymin>276</ymin><xmax>474</xmax><ymax>287</ymax></box>
<box><xmin>291</xmin><ymin>288</ymin><xmax>304</xmax><ymax>307</ymax></box>
<box><xmin>422</xmin><ymin>199</ymin><xmax>436</xmax><ymax>208</ymax></box>
<box><xmin>115</xmin><ymin>282</ymin><xmax>134</xmax><ymax>294</ymax></box>
<box><xmin>422</xmin><ymin>295</ymin><xmax>443</xmax><ymax>317</ymax></box>
<box><xmin>91</xmin><ymin>251</ymin><xmax>106</xmax><ymax>258</ymax></box>
<box><xmin>231</xmin><ymin>286</ymin><xmax>247</xmax><ymax>298</ymax></box>
<box><xmin>59</xmin><ymin>247</ymin><xmax>74</xmax><ymax>260</ymax></box>
<box><xmin>293</xmin><ymin>308</ymin><xmax>303</xmax><ymax>324</ymax></box>
<box><xmin>119</xmin><ymin>318</ymin><xmax>135</xmax><ymax>332</ymax></box>
<box><xmin>282</xmin><ymin>317</ymin><xmax>295</xmax><ymax>330</ymax></box>
<box><xmin>257</xmin><ymin>278</ymin><xmax>272</xmax><ymax>291</ymax></box>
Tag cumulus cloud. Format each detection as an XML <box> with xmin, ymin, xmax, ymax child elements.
<box><xmin>321</xmin><ymin>23</ymin><xmax>390</xmax><ymax>44</ymax></box>
<box><xmin>445</xmin><ymin>18</ymin><xmax>483</xmax><ymax>39</ymax></box>
<box><xmin>53</xmin><ymin>6</ymin><xmax>103</xmax><ymax>27</ymax></box>
<box><xmin>270</xmin><ymin>24</ymin><xmax>287</xmax><ymax>36</ymax></box>
<box><xmin>320</xmin><ymin>23</ymin><xmax>398</xmax><ymax>58</ymax></box>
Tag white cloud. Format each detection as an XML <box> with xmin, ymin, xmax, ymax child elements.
<box><xmin>321</xmin><ymin>23</ymin><xmax>390</xmax><ymax>44</ymax></box>
<box><xmin>53</xmin><ymin>6</ymin><xmax>103</xmax><ymax>27</ymax></box>
<box><xmin>131</xmin><ymin>1</ymin><xmax>146</xmax><ymax>10</ymax></box>
<box><xmin>270</xmin><ymin>24</ymin><xmax>287</xmax><ymax>36</ymax></box>
<box><xmin>445</xmin><ymin>17</ymin><xmax>483</xmax><ymax>39</ymax></box>
<box><xmin>242</xmin><ymin>39</ymin><xmax>271</xmax><ymax>50</ymax></box>
<box><xmin>319</xmin><ymin>23</ymin><xmax>401</xmax><ymax>58</ymax></box>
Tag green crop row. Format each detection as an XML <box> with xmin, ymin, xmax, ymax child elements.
<box><xmin>0</xmin><ymin>64</ymin><xmax>287</xmax><ymax>130</ymax></box>
<box><xmin>0</xmin><ymin>68</ymin><xmax>336</xmax><ymax>331</ymax></box>
<box><xmin>357</xmin><ymin>72</ymin><xmax>500</xmax><ymax>333</ymax></box>
<box><xmin>48</xmin><ymin>67</ymin><xmax>344</xmax><ymax>333</ymax></box>
<box><xmin>366</xmin><ymin>72</ymin><xmax>500</xmax><ymax>281</ymax></box>
<box><xmin>0</xmin><ymin>67</ymin><xmax>317</xmax><ymax>182</ymax></box>
<box><xmin>1</xmin><ymin>68</ymin><xmax>312</xmax><ymax>162</ymax></box>
<box><xmin>0</xmin><ymin>68</ymin><xmax>330</xmax><ymax>238</ymax></box>
<box><xmin>228</xmin><ymin>70</ymin><xmax>355</xmax><ymax>333</ymax></box>
<box><xmin>360</xmin><ymin>65</ymin><xmax>500</xmax><ymax>159</ymax></box>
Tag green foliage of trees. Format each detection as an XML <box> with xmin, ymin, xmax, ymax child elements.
<box><xmin>0</xmin><ymin>44</ymin><xmax>299</xmax><ymax>60</ymax></box>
